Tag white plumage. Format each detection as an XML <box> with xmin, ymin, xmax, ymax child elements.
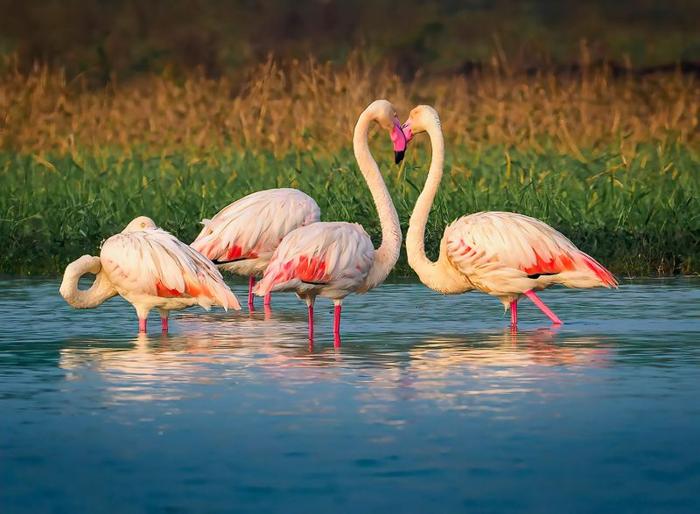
<box><xmin>191</xmin><ymin>188</ymin><xmax>320</xmax><ymax>277</ymax></box>
<box><xmin>254</xmin><ymin>221</ymin><xmax>375</xmax><ymax>300</ymax></box>
<box><xmin>61</xmin><ymin>216</ymin><xmax>240</xmax><ymax>332</ymax></box>
<box><xmin>444</xmin><ymin>211</ymin><xmax>617</xmax><ymax>298</ymax></box>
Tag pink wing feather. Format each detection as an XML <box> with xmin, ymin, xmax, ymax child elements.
<box><xmin>445</xmin><ymin>212</ymin><xmax>617</xmax><ymax>289</ymax></box>
<box><xmin>254</xmin><ymin>222</ymin><xmax>375</xmax><ymax>296</ymax></box>
<box><xmin>191</xmin><ymin>188</ymin><xmax>320</xmax><ymax>263</ymax></box>
<box><xmin>100</xmin><ymin>228</ymin><xmax>241</xmax><ymax>310</ymax></box>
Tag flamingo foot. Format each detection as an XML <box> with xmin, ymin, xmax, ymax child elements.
<box><xmin>248</xmin><ymin>276</ymin><xmax>255</xmax><ymax>312</ymax></box>
<box><xmin>333</xmin><ymin>304</ymin><xmax>342</xmax><ymax>348</ymax></box>
<box><xmin>510</xmin><ymin>299</ymin><xmax>518</xmax><ymax>327</ymax></box>
<box><xmin>138</xmin><ymin>318</ymin><xmax>147</xmax><ymax>333</ymax></box>
<box><xmin>264</xmin><ymin>293</ymin><xmax>271</xmax><ymax>308</ymax></box>
<box><xmin>523</xmin><ymin>290</ymin><xmax>563</xmax><ymax>325</ymax></box>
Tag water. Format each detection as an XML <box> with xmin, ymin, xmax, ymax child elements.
<box><xmin>1</xmin><ymin>278</ymin><xmax>699</xmax><ymax>513</ymax></box>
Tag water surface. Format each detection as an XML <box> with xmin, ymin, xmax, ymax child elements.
<box><xmin>1</xmin><ymin>278</ymin><xmax>699</xmax><ymax>513</ymax></box>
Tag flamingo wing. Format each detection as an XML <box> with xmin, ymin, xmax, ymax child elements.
<box><xmin>100</xmin><ymin>228</ymin><xmax>241</xmax><ymax>310</ymax></box>
<box><xmin>254</xmin><ymin>222</ymin><xmax>375</xmax><ymax>296</ymax></box>
<box><xmin>191</xmin><ymin>188</ymin><xmax>321</xmax><ymax>263</ymax></box>
<box><xmin>445</xmin><ymin>211</ymin><xmax>617</xmax><ymax>292</ymax></box>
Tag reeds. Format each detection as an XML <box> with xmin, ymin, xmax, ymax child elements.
<box><xmin>2</xmin><ymin>54</ymin><xmax>698</xmax><ymax>156</ymax></box>
<box><xmin>0</xmin><ymin>54</ymin><xmax>698</xmax><ymax>276</ymax></box>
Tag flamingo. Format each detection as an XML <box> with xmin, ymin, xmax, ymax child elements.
<box><xmin>60</xmin><ymin>216</ymin><xmax>240</xmax><ymax>332</ymax></box>
<box><xmin>191</xmin><ymin>188</ymin><xmax>320</xmax><ymax>312</ymax></box>
<box><xmin>399</xmin><ymin>105</ymin><xmax>617</xmax><ymax>327</ymax></box>
<box><xmin>253</xmin><ymin>99</ymin><xmax>407</xmax><ymax>346</ymax></box>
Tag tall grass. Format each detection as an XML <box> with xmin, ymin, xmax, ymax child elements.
<box><xmin>0</xmin><ymin>56</ymin><xmax>698</xmax><ymax>276</ymax></box>
<box><xmin>1</xmin><ymin>142</ymin><xmax>697</xmax><ymax>276</ymax></box>
<box><xmin>2</xmin><ymin>55</ymin><xmax>698</xmax><ymax>155</ymax></box>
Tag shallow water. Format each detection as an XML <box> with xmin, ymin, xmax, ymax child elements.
<box><xmin>1</xmin><ymin>278</ymin><xmax>699</xmax><ymax>513</ymax></box>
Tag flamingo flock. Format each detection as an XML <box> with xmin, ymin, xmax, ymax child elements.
<box><xmin>60</xmin><ymin>100</ymin><xmax>617</xmax><ymax>344</ymax></box>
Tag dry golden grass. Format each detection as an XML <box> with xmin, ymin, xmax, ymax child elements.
<box><xmin>2</xmin><ymin>54</ymin><xmax>698</xmax><ymax>156</ymax></box>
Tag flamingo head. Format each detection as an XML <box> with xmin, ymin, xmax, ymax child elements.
<box><xmin>122</xmin><ymin>216</ymin><xmax>158</xmax><ymax>233</ymax></box>
<box><xmin>365</xmin><ymin>99</ymin><xmax>407</xmax><ymax>164</ymax></box>
<box><xmin>401</xmin><ymin>105</ymin><xmax>441</xmax><ymax>144</ymax></box>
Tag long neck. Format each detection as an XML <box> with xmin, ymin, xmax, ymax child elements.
<box><xmin>60</xmin><ymin>256</ymin><xmax>117</xmax><ymax>309</ymax></box>
<box><xmin>406</xmin><ymin>120</ymin><xmax>445</xmax><ymax>288</ymax></box>
<box><xmin>353</xmin><ymin>113</ymin><xmax>402</xmax><ymax>291</ymax></box>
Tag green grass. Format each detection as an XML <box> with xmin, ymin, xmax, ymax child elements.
<box><xmin>1</xmin><ymin>141</ymin><xmax>698</xmax><ymax>277</ymax></box>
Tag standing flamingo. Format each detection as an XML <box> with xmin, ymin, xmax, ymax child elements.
<box><xmin>400</xmin><ymin>106</ymin><xmax>617</xmax><ymax>326</ymax></box>
<box><xmin>60</xmin><ymin>216</ymin><xmax>240</xmax><ymax>332</ymax></box>
<box><xmin>191</xmin><ymin>188</ymin><xmax>320</xmax><ymax>312</ymax></box>
<box><xmin>253</xmin><ymin>99</ymin><xmax>406</xmax><ymax>346</ymax></box>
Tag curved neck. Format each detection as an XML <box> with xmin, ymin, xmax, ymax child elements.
<box><xmin>353</xmin><ymin>111</ymin><xmax>402</xmax><ymax>290</ymax></box>
<box><xmin>60</xmin><ymin>256</ymin><xmax>117</xmax><ymax>309</ymax></box>
<box><xmin>406</xmin><ymin>120</ymin><xmax>445</xmax><ymax>287</ymax></box>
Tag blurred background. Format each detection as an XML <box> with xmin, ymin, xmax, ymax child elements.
<box><xmin>1</xmin><ymin>0</ymin><xmax>699</xmax><ymax>80</ymax></box>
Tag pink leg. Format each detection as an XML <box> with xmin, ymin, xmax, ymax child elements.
<box><xmin>264</xmin><ymin>292</ymin><xmax>271</xmax><ymax>308</ymax></box>
<box><xmin>138</xmin><ymin>318</ymin><xmax>147</xmax><ymax>333</ymax></box>
<box><xmin>510</xmin><ymin>300</ymin><xmax>518</xmax><ymax>326</ymax></box>
<box><xmin>308</xmin><ymin>303</ymin><xmax>314</xmax><ymax>343</ymax></box>
<box><xmin>333</xmin><ymin>304</ymin><xmax>342</xmax><ymax>348</ymax></box>
<box><xmin>161</xmin><ymin>316</ymin><xmax>169</xmax><ymax>333</ymax></box>
<box><xmin>248</xmin><ymin>276</ymin><xmax>255</xmax><ymax>312</ymax></box>
<box><xmin>523</xmin><ymin>290</ymin><xmax>563</xmax><ymax>325</ymax></box>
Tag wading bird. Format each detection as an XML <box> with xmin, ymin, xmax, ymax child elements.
<box><xmin>253</xmin><ymin>99</ymin><xmax>406</xmax><ymax>346</ymax></box>
<box><xmin>400</xmin><ymin>105</ymin><xmax>617</xmax><ymax>327</ymax></box>
<box><xmin>60</xmin><ymin>216</ymin><xmax>240</xmax><ymax>332</ymax></box>
<box><xmin>191</xmin><ymin>189</ymin><xmax>320</xmax><ymax>312</ymax></box>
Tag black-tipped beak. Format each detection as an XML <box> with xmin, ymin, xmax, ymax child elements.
<box><xmin>394</xmin><ymin>150</ymin><xmax>405</xmax><ymax>164</ymax></box>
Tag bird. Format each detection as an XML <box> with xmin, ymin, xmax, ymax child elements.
<box><xmin>191</xmin><ymin>188</ymin><xmax>320</xmax><ymax>312</ymax></box>
<box><xmin>399</xmin><ymin>105</ymin><xmax>617</xmax><ymax>327</ymax></box>
<box><xmin>60</xmin><ymin>216</ymin><xmax>240</xmax><ymax>333</ymax></box>
<box><xmin>253</xmin><ymin>99</ymin><xmax>407</xmax><ymax>346</ymax></box>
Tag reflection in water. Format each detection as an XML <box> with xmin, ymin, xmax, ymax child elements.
<box><xmin>58</xmin><ymin>311</ymin><xmax>611</xmax><ymax>409</ymax></box>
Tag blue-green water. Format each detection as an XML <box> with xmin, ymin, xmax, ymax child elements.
<box><xmin>1</xmin><ymin>278</ymin><xmax>699</xmax><ymax>513</ymax></box>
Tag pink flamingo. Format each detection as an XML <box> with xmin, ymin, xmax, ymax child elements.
<box><xmin>253</xmin><ymin>100</ymin><xmax>406</xmax><ymax>346</ymax></box>
<box><xmin>191</xmin><ymin>188</ymin><xmax>320</xmax><ymax>312</ymax></box>
<box><xmin>60</xmin><ymin>216</ymin><xmax>240</xmax><ymax>332</ymax></box>
<box><xmin>400</xmin><ymin>106</ymin><xmax>617</xmax><ymax>327</ymax></box>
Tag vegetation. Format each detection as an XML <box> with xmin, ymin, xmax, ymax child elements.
<box><xmin>1</xmin><ymin>56</ymin><xmax>698</xmax><ymax>277</ymax></box>
<box><xmin>3</xmin><ymin>54</ymin><xmax>699</xmax><ymax>156</ymax></box>
<box><xmin>1</xmin><ymin>142</ymin><xmax>698</xmax><ymax>277</ymax></box>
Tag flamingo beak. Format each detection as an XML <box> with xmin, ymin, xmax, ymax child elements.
<box><xmin>401</xmin><ymin>121</ymin><xmax>414</xmax><ymax>143</ymax></box>
<box><xmin>391</xmin><ymin>120</ymin><xmax>407</xmax><ymax>164</ymax></box>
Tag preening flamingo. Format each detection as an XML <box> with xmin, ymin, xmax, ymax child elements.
<box><xmin>191</xmin><ymin>188</ymin><xmax>320</xmax><ymax>311</ymax></box>
<box><xmin>60</xmin><ymin>216</ymin><xmax>240</xmax><ymax>332</ymax></box>
<box><xmin>400</xmin><ymin>106</ymin><xmax>617</xmax><ymax>326</ymax></box>
<box><xmin>253</xmin><ymin>99</ymin><xmax>406</xmax><ymax>346</ymax></box>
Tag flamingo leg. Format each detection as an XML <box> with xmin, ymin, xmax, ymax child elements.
<box><xmin>248</xmin><ymin>275</ymin><xmax>255</xmax><ymax>312</ymax></box>
<box><xmin>160</xmin><ymin>313</ymin><xmax>169</xmax><ymax>333</ymax></box>
<box><xmin>523</xmin><ymin>290</ymin><xmax>563</xmax><ymax>325</ymax></box>
<box><xmin>264</xmin><ymin>293</ymin><xmax>271</xmax><ymax>307</ymax></box>
<box><xmin>333</xmin><ymin>302</ymin><xmax>342</xmax><ymax>348</ymax></box>
<box><xmin>138</xmin><ymin>318</ymin><xmax>147</xmax><ymax>333</ymax></box>
<box><xmin>510</xmin><ymin>300</ymin><xmax>518</xmax><ymax>326</ymax></box>
<box><xmin>307</xmin><ymin>302</ymin><xmax>315</xmax><ymax>343</ymax></box>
